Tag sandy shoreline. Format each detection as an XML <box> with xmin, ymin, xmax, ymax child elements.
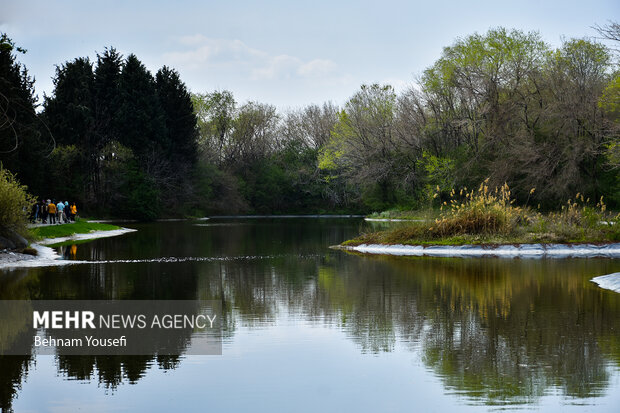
<box><xmin>335</xmin><ymin>242</ymin><xmax>620</xmax><ymax>258</ymax></box>
<box><xmin>37</xmin><ymin>228</ymin><xmax>137</xmax><ymax>245</ymax></box>
<box><xmin>0</xmin><ymin>228</ymin><xmax>136</xmax><ymax>269</ymax></box>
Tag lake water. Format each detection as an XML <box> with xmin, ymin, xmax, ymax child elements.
<box><xmin>1</xmin><ymin>218</ymin><xmax>619</xmax><ymax>412</ymax></box>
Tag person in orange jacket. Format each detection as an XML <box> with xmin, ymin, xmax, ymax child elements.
<box><xmin>47</xmin><ymin>201</ymin><xmax>57</xmax><ymax>224</ymax></box>
<box><xmin>69</xmin><ymin>202</ymin><xmax>77</xmax><ymax>222</ymax></box>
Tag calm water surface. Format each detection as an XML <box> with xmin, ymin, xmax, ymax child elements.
<box><xmin>1</xmin><ymin>219</ymin><xmax>619</xmax><ymax>412</ymax></box>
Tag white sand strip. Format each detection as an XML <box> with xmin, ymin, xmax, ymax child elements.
<box><xmin>38</xmin><ymin>228</ymin><xmax>137</xmax><ymax>245</ymax></box>
<box><xmin>338</xmin><ymin>243</ymin><xmax>620</xmax><ymax>258</ymax></box>
<box><xmin>591</xmin><ymin>273</ymin><xmax>620</xmax><ymax>293</ymax></box>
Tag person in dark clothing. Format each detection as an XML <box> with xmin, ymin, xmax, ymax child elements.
<box><xmin>40</xmin><ymin>200</ymin><xmax>48</xmax><ymax>224</ymax></box>
<box><xmin>30</xmin><ymin>202</ymin><xmax>38</xmax><ymax>223</ymax></box>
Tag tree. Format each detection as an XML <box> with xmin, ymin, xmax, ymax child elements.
<box><xmin>0</xmin><ymin>33</ymin><xmax>48</xmax><ymax>192</ymax></box>
<box><xmin>594</xmin><ymin>21</ymin><xmax>620</xmax><ymax>53</ymax></box>
<box><xmin>319</xmin><ymin>84</ymin><xmax>409</xmax><ymax>208</ymax></box>
<box><xmin>116</xmin><ymin>54</ymin><xmax>167</xmax><ymax>160</ymax></box>
<box><xmin>155</xmin><ymin>66</ymin><xmax>198</xmax><ymax>164</ymax></box>
<box><xmin>43</xmin><ymin>57</ymin><xmax>97</xmax><ymax>204</ymax></box>
<box><xmin>93</xmin><ymin>47</ymin><xmax>122</xmax><ymax>149</ymax></box>
<box><xmin>403</xmin><ymin>29</ymin><xmax>616</xmax><ymax>206</ymax></box>
<box><xmin>226</xmin><ymin>101</ymin><xmax>279</xmax><ymax>170</ymax></box>
<box><xmin>155</xmin><ymin>66</ymin><xmax>199</xmax><ymax>211</ymax></box>
<box><xmin>280</xmin><ymin>102</ymin><xmax>339</xmax><ymax>150</ymax></box>
<box><xmin>192</xmin><ymin>90</ymin><xmax>236</xmax><ymax>166</ymax></box>
<box><xmin>44</xmin><ymin>57</ymin><xmax>95</xmax><ymax>147</ymax></box>
<box><xmin>417</xmin><ymin>28</ymin><xmax>548</xmax><ymax>163</ymax></box>
<box><xmin>523</xmin><ymin>38</ymin><xmax>613</xmax><ymax>202</ymax></box>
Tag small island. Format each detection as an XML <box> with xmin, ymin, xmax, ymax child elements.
<box><xmin>341</xmin><ymin>181</ymin><xmax>619</xmax><ymax>257</ymax></box>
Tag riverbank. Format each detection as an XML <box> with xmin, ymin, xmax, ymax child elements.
<box><xmin>38</xmin><ymin>227</ymin><xmax>137</xmax><ymax>246</ymax></box>
<box><xmin>0</xmin><ymin>221</ymin><xmax>136</xmax><ymax>269</ymax></box>
<box><xmin>335</xmin><ymin>242</ymin><xmax>620</xmax><ymax>258</ymax></box>
<box><xmin>30</xmin><ymin>220</ymin><xmax>122</xmax><ymax>240</ymax></box>
<box><xmin>32</xmin><ymin>220</ymin><xmax>137</xmax><ymax>246</ymax></box>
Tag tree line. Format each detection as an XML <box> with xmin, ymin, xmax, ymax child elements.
<box><xmin>1</xmin><ymin>26</ymin><xmax>618</xmax><ymax>220</ymax></box>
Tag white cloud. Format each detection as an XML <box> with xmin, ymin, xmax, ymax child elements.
<box><xmin>297</xmin><ymin>59</ymin><xmax>338</xmax><ymax>77</ymax></box>
<box><xmin>164</xmin><ymin>35</ymin><xmax>337</xmax><ymax>80</ymax></box>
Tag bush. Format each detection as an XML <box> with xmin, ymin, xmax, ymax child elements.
<box><xmin>430</xmin><ymin>180</ymin><xmax>529</xmax><ymax>237</ymax></box>
<box><xmin>0</xmin><ymin>166</ymin><xmax>35</xmax><ymax>236</ymax></box>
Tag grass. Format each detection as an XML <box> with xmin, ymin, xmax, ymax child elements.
<box><xmin>345</xmin><ymin>181</ymin><xmax>620</xmax><ymax>247</ymax></box>
<box><xmin>367</xmin><ymin>209</ymin><xmax>438</xmax><ymax>221</ymax></box>
<box><xmin>31</xmin><ymin>219</ymin><xmax>122</xmax><ymax>240</ymax></box>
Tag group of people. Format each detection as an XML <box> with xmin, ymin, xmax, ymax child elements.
<box><xmin>30</xmin><ymin>199</ymin><xmax>77</xmax><ymax>224</ymax></box>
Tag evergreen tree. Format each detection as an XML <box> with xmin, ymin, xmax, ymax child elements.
<box><xmin>155</xmin><ymin>66</ymin><xmax>198</xmax><ymax>164</ymax></box>
<box><xmin>43</xmin><ymin>57</ymin><xmax>95</xmax><ymax>147</ymax></box>
<box><xmin>93</xmin><ymin>47</ymin><xmax>122</xmax><ymax>149</ymax></box>
<box><xmin>116</xmin><ymin>54</ymin><xmax>166</xmax><ymax>160</ymax></box>
<box><xmin>42</xmin><ymin>57</ymin><xmax>96</xmax><ymax>203</ymax></box>
<box><xmin>0</xmin><ymin>33</ymin><xmax>46</xmax><ymax>192</ymax></box>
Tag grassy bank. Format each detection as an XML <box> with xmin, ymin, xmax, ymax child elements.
<box><xmin>367</xmin><ymin>209</ymin><xmax>438</xmax><ymax>221</ymax></box>
<box><xmin>346</xmin><ymin>182</ymin><xmax>620</xmax><ymax>246</ymax></box>
<box><xmin>32</xmin><ymin>220</ymin><xmax>122</xmax><ymax>241</ymax></box>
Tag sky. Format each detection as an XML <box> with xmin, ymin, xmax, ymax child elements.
<box><xmin>1</xmin><ymin>0</ymin><xmax>619</xmax><ymax>110</ymax></box>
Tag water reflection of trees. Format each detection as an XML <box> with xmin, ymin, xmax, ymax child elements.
<box><xmin>1</xmin><ymin>236</ymin><xmax>620</xmax><ymax>408</ymax></box>
<box><xmin>189</xmin><ymin>251</ymin><xmax>620</xmax><ymax>403</ymax></box>
<box><xmin>0</xmin><ymin>260</ymin><xmax>200</xmax><ymax>409</ymax></box>
<box><xmin>312</xmin><ymin>256</ymin><xmax>620</xmax><ymax>404</ymax></box>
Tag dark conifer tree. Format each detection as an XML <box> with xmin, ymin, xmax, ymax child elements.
<box><xmin>43</xmin><ymin>57</ymin><xmax>95</xmax><ymax>147</ymax></box>
<box><xmin>155</xmin><ymin>66</ymin><xmax>198</xmax><ymax>164</ymax></box>
<box><xmin>154</xmin><ymin>66</ymin><xmax>200</xmax><ymax>211</ymax></box>
<box><xmin>42</xmin><ymin>57</ymin><xmax>96</xmax><ymax>203</ymax></box>
<box><xmin>0</xmin><ymin>33</ymin><xmax>47</xmax><ymax>192</ymax></box>
<box><xmin>116</xmin><ymin>54</ymin><xmax>166</xmax><ymax>160</ymax></box>
<box><xmin>93</xmin><ymin>47</ymin><xmax>122</xmax><ymax>149</ymax></box>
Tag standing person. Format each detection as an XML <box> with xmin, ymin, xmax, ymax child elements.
<box><xmin>40</xmin><ymin>199</ymin><xmax>48</xmax><ymax>224</ymax></box>
<box><xmin>70</xmin><ymin>202</ymin><xmax>77</xmax><ymax>222</ymax></box>
<box><xmin>47</xmin><ymin>200</ymin><xmax>57</xmax><ymax>224</ymax></box>
<box><xmin>30</xmin><ymin>202</ymin><xmax>38</xmax><ymax>223</ymax></box>
<box><xmin>57</xmin><ymin>200</ymin><xmax>65</xmax><ymax>223</ymax></box>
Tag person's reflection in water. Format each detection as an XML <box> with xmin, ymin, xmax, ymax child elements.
<box><xmin>60</xmin><ymin>244</ymin><xmax>78</xmax><ymax>259</ymax></box>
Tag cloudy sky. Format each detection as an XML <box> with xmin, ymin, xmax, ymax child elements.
<box><xmin>2</xmin><ymin>0</ymin><xmax>618</xmax><ymax>109</ymax></box>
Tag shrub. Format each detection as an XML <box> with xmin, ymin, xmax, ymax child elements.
<box><xmin>429</xmin><ymin>180</ymin><xmax>529</xmax><ymax>238</ymax></box>
<box><xmin>0</xmin><ymin>165</ymin><xmax>35</xmax><ymax>236</ymax></box>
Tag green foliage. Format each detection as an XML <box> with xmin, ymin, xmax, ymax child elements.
<box><xmin>116</xmin><ymin>163</ymin><xmax>160</xmax><ymax>221</ymax></box>
<box><xmin>599</xmin><ymin>73</ymin><xmax>620</xmax><ymax>118</ymax></box>
<box><xmin>0</xmin><ymin>165</ymin><xmax>35</xmax><ymax>236</ymax></box>
<box><xmin>416</xmin><ymin>151</ymin><xmax>456</xmax><ymax>203</ymax></box>
<box><xmin>192</xmin><ymin>90</ymin><xmax>236</xmax><ymax>165</ymax></box>
<box><xmin>47</xmin><ymin>145</ymin><xmax>87</xmax><ymax>203</ymax></box>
